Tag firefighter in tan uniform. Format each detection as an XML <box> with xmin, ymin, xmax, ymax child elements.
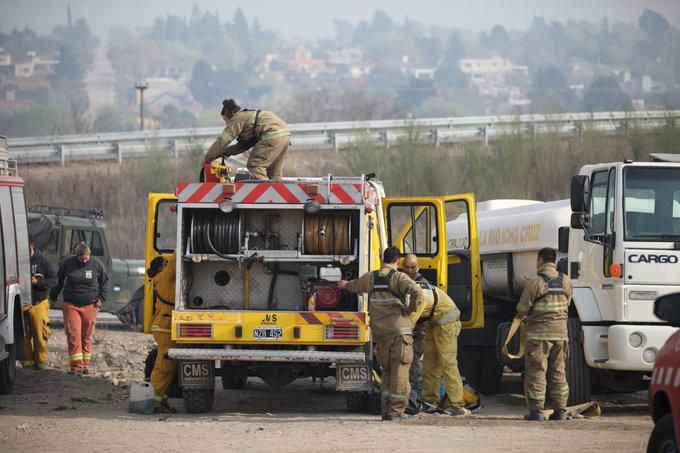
<box><xmin>204</xmin><ymin>99</ymin><xmax>291</xmax><ymax>180</ymax></box>
<box><xmin>147</xmin><ymin>254</ymin><xmax>177</xmax><ymax>413</ymax></box>
<box><xmin>338</xmin><ymin>247</ymin><xmax>424</xmax><ymax>421</ymax></box>
<box><xmin>515</xmin><ymin>247</ymin><xmax>573</xmax><ymax>421</ymax></box>
<box><xmin>410</xmin><ymin>281</ymin><xmax>471</xmax><ymax>416</ymax></box>
<box><xmin>402</xmin><ymin>254</ymin><xmax>426</xmax><ymax>404</ymax></box>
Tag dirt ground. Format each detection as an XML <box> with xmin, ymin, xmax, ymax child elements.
<box><xmin>0</xmin><ymin>324</ymin><xmax>653</xmax><ymax>453</ymax></box>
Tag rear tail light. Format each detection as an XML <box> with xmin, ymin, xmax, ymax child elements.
<box><xmin>324</xmin><ymin>325</ymin><xmax>359</xmax><ymax>340</ymax></box>
<box><xmin>178</xmin><ymin>323</ymin><xmax>213</xmax><ymax>338</ymax></box>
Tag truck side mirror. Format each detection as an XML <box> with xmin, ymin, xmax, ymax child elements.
<box><xmin>558</xmin><ymin>227</ymin><xmax>569</xmax><ymax>253</ymax></box>
<box><xmin>654</xmin><ymin>293</ymin><xmax>680</xmax><ymax>326</ymax></box>
<box><xmin>570</xmin><ymin>212</ymin><xmax>590</xmax><ymax>230</ymax></box>
<box><xmin>570</xmin><ymin>175</ymin><xmax>589</xmax><ymax>212</ymax></box>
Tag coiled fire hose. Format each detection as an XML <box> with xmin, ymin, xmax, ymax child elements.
<box><xmin>304</xmin><ymin>215</ymin><xmax>350</xmax><ymax>255</ymax></box>
<box><xmin>191</xmin><ymin>210</ymin><xmax>240</xmax><ymax>255</ymax></box>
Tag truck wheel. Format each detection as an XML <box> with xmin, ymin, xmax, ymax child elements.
<box><xmin>221</xmin><ymin>375</ymin><xmax>247</xmax><ymax>390</ymax></box>
<box><xmin>567</xmin><ymin>318</ymin><xmax>591</xmax><ymax>406</ymax></box>
<box><xmin>345</xmin><ymin>392</ymin><xmax>367</xmax><ymax>413</ymax></box>
<box><xmin>183</xmin><ymin>389</ymin><xmax>214</xmax><ymax>414</ymax></box>
<box><xmin>591</xmin><ymin>369</ymin><xmax>646</xmax><ymax>394</ymax></box>
<box><xmin>144</xmin><ymin>348</ymin><xmax>182</xmax><ymax>399</ymax></box>
<box><xmin>346</xmin><ymin>390</ymin><xmax>381</xmax><ymax>414</ymax></box>
<box><xmin>0</xmin><ymin>343</ymin><xmax>16</xmax><ymax>395</ymax></box>
<box><xmin>647</xmin><ymin>414</ymin><xmax>676</xmax><ymax>453</ymax></box>
<box><xmin>458</xmin><ymin>345</ymin><xmax>503</xmax><ymax>394</ymax></box>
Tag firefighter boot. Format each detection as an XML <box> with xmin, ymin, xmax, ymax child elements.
<box><xmin>524</xmin><ymin>411</ymin><xmax>546</xmax><ymax>421</ymax></box>
<box><xmin>549</xmin><ymin>408</ymin><xmax>569</xmax><ymax>421</ymax></box>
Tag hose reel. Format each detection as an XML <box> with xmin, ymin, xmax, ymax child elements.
<box><xmin>190</xmin><ymin>210</ymin><xmax>241</xmax><ymax>255</ymax></box>
<box><xmin>303</xmin><ymin>214</ymin><xmax>350</xmax><ymax>255</ymax></box>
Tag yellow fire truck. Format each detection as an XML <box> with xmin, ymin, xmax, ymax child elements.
<box><xmin>144</xmin><ymin>169</ymin><xmax>483</xmax><ymax>413</ymax></box>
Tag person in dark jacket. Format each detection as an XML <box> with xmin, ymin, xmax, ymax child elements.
<box><xmin>22</xmin><ymin>241</ymin><xmax>57</xmax><ymax>369</ymax></box>
<box><xmin>50</xmin><ymin>243</ymin><xmax>109</xmax><ymax>375</ymax></box>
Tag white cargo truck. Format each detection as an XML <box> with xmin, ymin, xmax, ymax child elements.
<box><xmin>449</xmin><ymin>159</ymin><xmax>680</xmax><ymax>404</ymax></box>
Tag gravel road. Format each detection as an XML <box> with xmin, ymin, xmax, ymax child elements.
<box><xmin>0</xmin><ymin>326</ymin><xmax>652</xmax><ymax>452</ymax></box>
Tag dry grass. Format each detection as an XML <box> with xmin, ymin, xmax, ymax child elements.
<box><xmin>20</xmin><ymin>119</ymin><xmax>679</xmax><ymax>260</ymax></box>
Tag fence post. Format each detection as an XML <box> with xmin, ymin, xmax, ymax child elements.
<box><xmin>173</xmin><ymin>139</ymin><xmax>179</xmax><ymax>158</ymax></box>
<box><xmin>330</xmin><ymin>132</ymin><xmax>338</xmax><ymax>152</ymax></box>
<box><xmin>432</xmin><ymin>128</ymin><xmax>440</xmax><ymax>147</ymax></box>
<box><xmin>58</xmin><ymin>144</ymin><xmax>65</xmax><ymax>166</ymax></box>
<box><xmin>116</xmin><ymin>142</ymin><xmax>123</xmax><ymax>164</ymax></box>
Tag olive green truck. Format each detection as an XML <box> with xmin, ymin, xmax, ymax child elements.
<box><xmin>27</xmin><ymin>206</ymin><xmax>146</xmax><ymax>324</ymax></box>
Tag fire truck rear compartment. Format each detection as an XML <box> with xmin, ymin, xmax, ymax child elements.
<box><xmin>181</xmin><ymin>207</ymin><xmax>362</xmax><ymax>312</ymax></box>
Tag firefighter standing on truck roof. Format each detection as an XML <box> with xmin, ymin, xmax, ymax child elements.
<box><xmin>204</xmin><ymin>99</ymin><xmax>291</xmax><ymax>180</ymax></box>
<box><xmin>516</xmin><ymin>247</ymin><xmax>573</xmax><ymax>421</ymax></box>
<box><xmin>338</xmin><ymin>247</ymin><xmax>424</xmax><ymax>421</ymax></box>
<box><xmin>409</xmin><ymin>275</ymin><xmax>470</xmax><ymax>417</ymax></box>
<box><xmin>402</xmin><ymin>254</ymin><xmax>427</xmax><ymax>406</ymax></box>
<box><xmin>22</xmin><ymin>241</ymin><xmax>57</xmax><ymax>370</ymax></box>
<box><xmin>147</xmin><ymin>254</ymin><xmax>177</xmax><ymax>413</ymax></box>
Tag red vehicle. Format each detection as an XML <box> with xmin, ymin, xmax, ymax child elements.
<box><xmin>648</xmin><ymin>294</ymin><xmax>680</xmax><ymax>452</ymax></box>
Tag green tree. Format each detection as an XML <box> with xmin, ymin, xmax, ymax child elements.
<box><xmin>435</xmin><ymin>32</ymin><xmax>467</xmax><ymax>89</ymax></box>
<box><xmin>479</xmin><ymin>25</ymin><xmax>511</xmax><ymax>55</ymax></box>
<box><xmin>529</xmin><ymin>67</ymin><xmax>579</xmax><ymax>113</ymax></box>
<box><xmin>93</xmin><ymin>105</ymin><xmax>137</xmax><ymax>132</ymax></box>
<box><xmin>583</xmin><ymin>76</ymin><xmax>632</xmax><ymax>111</ymax></box>
<box><xmin>157</xmin><ymin>105</ymin><xmax>197</xmax><ymax>129</ymax></box>
<box><xmin>231</xmin><ymin>8</ymin><xmax>252</xmax><ymax>55</ymax></box>
<box><xmin>0</xmin><ymin>104</ymin><xmax>73</xmax><ymax>137</ymax></box>
<box><xmin>638</xmin><ymin>9</ymin><xmax>670</xmax><ymax>42</ymax></box>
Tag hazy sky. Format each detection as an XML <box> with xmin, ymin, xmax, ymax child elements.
<box><xmin>1</xmin><ymin>0</ymin><xmax>678</xmax><ymax>39</ymax></box>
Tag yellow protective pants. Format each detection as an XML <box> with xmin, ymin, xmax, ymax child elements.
<box><xmin>22</xmin><ymin>299</ymin><xmax>51</xmax><ymax>368</ymax></box>
<box><xmin>150</xmin><ymin>303</ymin><xmax>176</xmax><ymax>403</ymax></box>
<box><xmin>423</xmin><ymin>319</ymin><xmax>464</xmax><ymax>409</ymax></box>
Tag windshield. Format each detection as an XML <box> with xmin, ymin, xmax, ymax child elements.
<box><xmin>624</xmin><ymin>167</ymin><xmax>680</xmax><ymax>241</ymax></box>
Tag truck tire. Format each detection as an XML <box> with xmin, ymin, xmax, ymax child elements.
<box><xmin>0</xmin><ymin>343</ymin><xmax>16</xmax><ymax>395</ymax></box>
<box><xmin>346</xmin><ymin>390</ymin><xmax>381</xmax><ymax>414</ymax></box>
<box><xmin>591</xmin><ymin>369</ymin><xmax>646</xmax><ymax>394</ymax></box>
<box><xmin>647</xmin><ymin>414</ymin><xmax>676</xmax><ymax>453</ymax></box>
<box><xmin>144</xmin><ymin>348</ymin><xmax>182</xmax><ymax>399</ymax></box>
<box><xmin>183</xmin><ymin>389</ymin><xmax>214</xmax><ymax>414</ymax></box>
<box><xmin>221</xmin><ymin>375</ymin><xmax>247</xmax><ymax>390</ymax></box>
<box><xmin>567</xmin><ymin>317</ymin><xmax>591</xmax><ymax>406</ymax></box>
<box><xmin>458</xmin><ymin>345</ymin><xmax>503</xmax><ymax>394</ymax></box>
<box><xmin>345</xmin><ymin>392</ymin><xmax>367</xmax><ymax>413</ymax></box>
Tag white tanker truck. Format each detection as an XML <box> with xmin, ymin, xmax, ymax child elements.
<box><xmin>448</xmin><ymin>159</ymin><xmax>680</xmax><ymax>404</ymax></box>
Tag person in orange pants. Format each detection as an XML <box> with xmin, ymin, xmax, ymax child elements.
<box><xmin>23</xmin><ymin>242</ymin><xmax>57</xmax><ymax>369</ymax></box>
<box><xmin>50</xmin><ymin>243</ymin><xmax>108</xmax><ymax>375</ymax></box>
<box><xmin>147</xmin><ymin>254</ymin><xmax>177</xmax><ymax>413</ymax></box>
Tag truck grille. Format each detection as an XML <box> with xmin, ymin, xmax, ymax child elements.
<box><xmin>323</xmin><ymin>325</ymin><xmax>359</xmax><ymax>340</ymax></box>
<box><xmin>178</xmin><ymin>324</ymin><xmax>213</xmax><ymax>338</ymax></box>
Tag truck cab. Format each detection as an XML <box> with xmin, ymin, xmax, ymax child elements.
<box><xmin>570</xmin><ymin>161</ymin><xmax>680</xmax><ymax>385</ymax></box>
<box><xmin>27</xmin><ymin>206</ymin><xmax>146</xmax><ymax>316</ymax></box>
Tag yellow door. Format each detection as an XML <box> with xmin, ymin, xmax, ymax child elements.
<box><xmin>382</xmin><ymin>195</ymin><xmax>483</xmax><ymax>329</ymax></box>
<box><xmin>143</xmin><ymin>193</ymin><xmax>178</xmax><ymax>334</ymax></box>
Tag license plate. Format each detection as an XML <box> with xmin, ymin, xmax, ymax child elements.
<box><xmin>253</xmin><ymin>327</ymin><xmax>283</xmax><ymax>340</ymax></box>
<box><xmin>179</xmin><ymin>360</ymin><xmax>214</xmax><ymax>388</ymax></box>
<box><xmin>336</xmin><ymin>364</ymin><xmax>371</xmax><ymax>391</ymax></box>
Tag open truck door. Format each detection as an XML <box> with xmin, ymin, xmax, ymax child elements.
<box><xmin>382</xmin><ymin>194</ymin><xmax>483</xmax><ymax>328</ymax></box>
<box><xmin>144</xmin><ymin>193</ymin><xmax>177</xmax><ymax>334</ymax></box>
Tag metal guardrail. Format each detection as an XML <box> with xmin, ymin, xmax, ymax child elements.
<box><xmin>5</xmin><ymin>110</ymin><xmax>679</xmax><ymax>165</ymax></box>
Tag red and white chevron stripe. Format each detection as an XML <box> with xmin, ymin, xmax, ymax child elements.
<box><xmin>177</xmin><ymin>181</ymin><xmax>374</xmax><ymax>205</ymax></box>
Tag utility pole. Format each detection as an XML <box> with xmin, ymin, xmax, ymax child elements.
<box><xmin>135</xmin><ymin>81</ymin><xmax>149</xmax><ymax>131</ymax></box>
